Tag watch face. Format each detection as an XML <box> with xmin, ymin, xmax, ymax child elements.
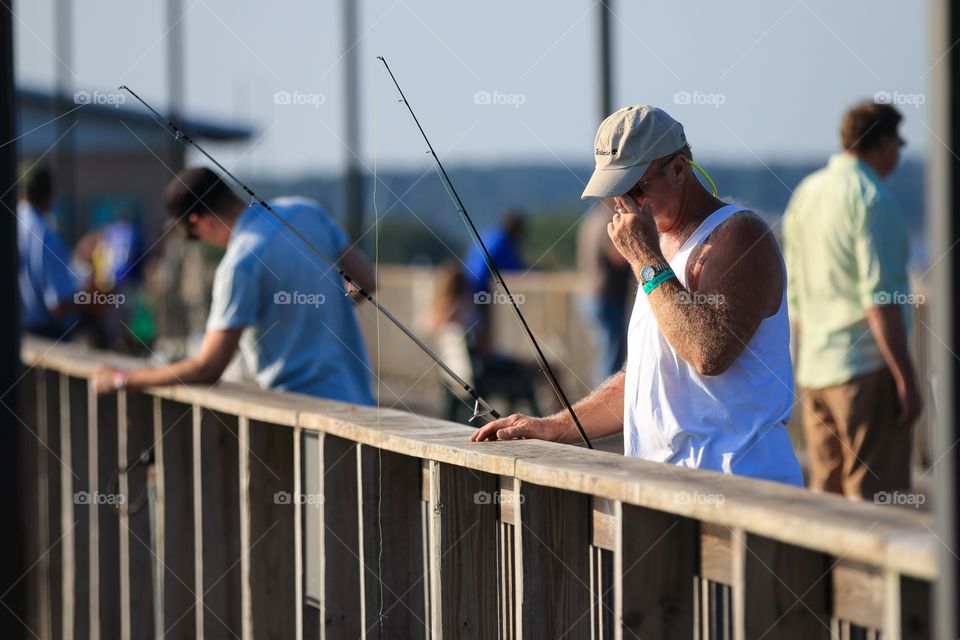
<box><xmin>640</xmin><ymin>266</ymin><xmax>656</xmax><ymax>283</ymax></box>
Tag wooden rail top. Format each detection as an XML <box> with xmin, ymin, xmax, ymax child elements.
<box><xmin>22</xmin><ymin>336</ymin><xmax>938</xmax><ymax>581</ymax></box>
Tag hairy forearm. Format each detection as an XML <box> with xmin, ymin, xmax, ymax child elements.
<box><xmin>865</xmin><ymin>305</ymin><xmax>915</xmax><ymax>387</ymax></box>
<box><xmin>549</xmin><ymin>372</ymin><xmax>625</xmax><ymax>443</ymax></box>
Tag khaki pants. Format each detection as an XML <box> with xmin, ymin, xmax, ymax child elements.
<box><xmin>801</xmin><ymin>369</ymin><xmax>912</xmax><ymax>500</ymax></box>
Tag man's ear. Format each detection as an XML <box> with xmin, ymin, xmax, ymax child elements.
<box><xmin>672</xmin><ymin>157</ymin><xmax>689</xmax><ymax>184</ymax></box>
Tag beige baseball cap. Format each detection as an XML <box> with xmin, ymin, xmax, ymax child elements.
<box><xmin>581</xmin><ymin>105</ymin><xmax>687</xmax><ymax>199</ymax></box>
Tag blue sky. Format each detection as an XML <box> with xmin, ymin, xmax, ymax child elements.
<box><xmin>14</xmin><ymin>0</ymin><xmax>931</xmax><ymax>177</ymax></box>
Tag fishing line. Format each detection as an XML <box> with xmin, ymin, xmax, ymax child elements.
<box><xmin>372</xmin><ymin>65</ymin><xmax>386</xmax><ymax>636</ymax></box>
<box><xmin>118</xmin><ymin>84</ymin><xmax>502</xmax><ymax>426</ymax></box>
<box><xmin>376</xmin><ymin>57</ymin><xmax>594</xmax><ymax>449</ymax></box>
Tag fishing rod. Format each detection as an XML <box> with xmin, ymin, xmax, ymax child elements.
<box><xmin>377</xmin><ymin>57</ymin><xmax>594</xmax><ymax>449</ymax></box>
<box><xmin>118</xmin><ymin>85</ymin><xmax>501</xmax><ymax>425</ymax></box>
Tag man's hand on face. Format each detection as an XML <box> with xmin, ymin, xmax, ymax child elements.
<box><xmin>605</xmin><ymin>195</ymin><xmax>663</xmax><ymax>274</ymax></box>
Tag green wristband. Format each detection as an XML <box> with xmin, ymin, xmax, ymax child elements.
<box><xmin>642</xmin><ymin>268</ymin><xmax>676</xmax><ymax>295</ymax></box>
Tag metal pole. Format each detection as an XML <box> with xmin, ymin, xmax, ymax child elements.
<box><xmin>341</xmin><ymin>0</ymin><xmax>363</xmax><ymax>240</ymax></box>
<box><xmin>0</xmin><ymin>0</ymin><xmax>26</xmax><ymax>635</ymax></box>
<box><xmin>53</xmin><ymin>0</ymin><xmax>77</xmax><ymax>242</ymax></box>
<box><xmin>597</xmin><ymin>0</ymin><xmax>614</xmax><ymax>121</ymax></box>
<box><xmin>166</xmin><ymin>0</ymin><xmax>186</xmax><ymax>173</ymax></box>
<box><xmin>930</xmin><ymin>1</ymin><xmax>958</xmax><ymax>637</ymax></box>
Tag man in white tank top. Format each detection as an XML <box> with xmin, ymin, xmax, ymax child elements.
<box><xmin>472</xmin><ymin>105</ymin><xmax>803</xmax><ymax>486</ymax></box>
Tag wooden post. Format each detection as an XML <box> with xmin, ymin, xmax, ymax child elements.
<box><xmin>617</xmin><ymin>504</ymin><xmax>698</xmax><ymax>638</ymax></box>
<box><xmin>737</xmin><ymin>533</ymin><xmax>831</xmax><ymax>639</ymax></box>
<box><xmin>246</xmin><ymin>418</ymin><xmax>297</xmax><ymax>639</ymax></box>
<box><xmin>518</xmin><ymin>483</ymin><xmax>591</xmax><ymax>639</ymax></box>
<box><xmin>157</xmin><ymin>398</ymin><xmax>196</xmax><ymax>636</ymax></box>
<box><xmin>320</xmin><ymin>434</ymin><xmax>363</xmax><ymax>639</ymax></box>
<box><xmin>126</xmin><ymin>391</ymin><xmax>156</xmax><ymax>638</ymax></box>
<box><xmin>426</xmin><ymin>461</ymin><xmax>498</xmax><ymax>639</ymax></box>
<box><xmin>357</xmin><ymin>445</ymin><xmax>425</xmax><ymax>639</ymax></box>
<box><xmin>197</xmin><ymin>408</ymin><xmax>242</xmax><ymax>637</ymax></box>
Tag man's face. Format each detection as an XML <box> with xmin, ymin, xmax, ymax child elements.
<box><xmin>607</xmin><ymin>155</ymin><xmax>688</xmax><ymax>232</ymax></box>
<box><xmin>877</xmin><ymin>133</ymin><xmax>903</xmax><ymax>178</ymax></box>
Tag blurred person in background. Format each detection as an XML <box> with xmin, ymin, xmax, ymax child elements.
<box><xmin>578</xmin><ymin>202</ymin><xmax>635</xmax><ymax>384</ymax></box>
<box><xmin>426</xmin><ymin>262</ymin><xmax>540</xmax><ymax>423</ymax></box>
<box><xmin>463</xmin><ymin>209</ymin><xmax>527</xmax><ymax>299</ymax></box>
<box><xmin>93</xmin><ymin>166</ymin><xmax>376</xmax><ymax>404</ymax></box>
<box><xmin>784</xmin><ymin>100</ymin><xmax>921</xmax><ymax>500</ymax></box>
<box><xmin>17</xmin><ymin>166</ymin><xmax>81</xmax><ymax>339</ymax></box>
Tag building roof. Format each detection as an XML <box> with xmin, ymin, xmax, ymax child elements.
<box><xmin>16</xmin><ymin>86</ymin><xmax>253</xmax><ymax>156</ymax></box>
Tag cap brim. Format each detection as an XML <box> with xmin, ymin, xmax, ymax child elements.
<box><xmin>580</xmin><ymin>163</ymin><xmax>649</xmax><ymax>200</ymax></box>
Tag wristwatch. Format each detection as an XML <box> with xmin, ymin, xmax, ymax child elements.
<box><xmin>639</xmin><ymin>262</ymin><xmax>671</xmax><ymax>284</ymax></box>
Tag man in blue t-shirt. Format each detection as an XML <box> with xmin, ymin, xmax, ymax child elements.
<box><xmin>462</xmin><ymin>210</ymin><xmax>526</xmax><ymax>298</ymax></box>
<box><xmin>93</xmin><ymin>167</ymin><xmax>375</xmax><ymax>405</ymax></box>
<box><xmin>18</xmin><ymin>167</ymin><xmax>81</xmax><ymax>339</ymax></box>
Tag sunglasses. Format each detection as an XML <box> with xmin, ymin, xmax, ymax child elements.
<box><xmin>626</xmin><ymin>154</ymin><xmax>679</xmax><ymax>199</ymax></box>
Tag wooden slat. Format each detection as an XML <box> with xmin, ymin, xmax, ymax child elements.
<box><xmin>518</xmin><ymin>483</ymin><xmax>591</xmax><ymax>638</ymax></box>
<box><xmin>126</xmin><ymin>390</ymin><xmax>156</xmax><ymax>639</ymax></box>
<box><xmin>428</xmin><ymin>462</ymin><xmax>498</xmax><ymax>638</ymax></box>
<box><xmin>358</xmin><ymin>445</ymin><xmax>425</xmax><ymax>639</ymax></box>
<box><xmin>247</xmin><ymin>418</ymin><xmax>297</xmax><ymax>640</ymax></box>
<box><xmin>592</xmin><ymin>497</ymin><xmax>616</xmax><ymax>552</ymax></box>
<box><xmin>158</xmin><ymin>398</ymin><xmax>196</xmax><ymax>637</ymax></box>
<box><xmin>39</xmin><ymin>369</ymin><xmax>61</xmax><ymax>638</ymax></box>
<box><xmin>833</xmin><ymin>560</ymin><xmax>885</xmax><ymax>630</ymax></box>
<box><xmin>198</xmin><ymin>408</ymin><xmax>243</xmax><ymax>638</ymax></box>
<box><xmin>617</xmin><ymin>504</ymin><xmax>699</xmax><ymax>639</ymax></box>
<box><xmin>321</xmin><ymin>434</ymin><xmax>362</xmax><ymax>640</ymax></box>
<box><xmin>701</xmin><ymin>523</ymin><xmax>733</xmax><ymax>585</ymax></box>
<box><xmin>96</xmin><ymin>388</ymin><xmax>121</xmax><ymax>639</ymax></box>
<box><xmin>60</xmin><ymin>374</ymin><xmax>75</xmax><ymax>640</ymax></box>
<box><xmin>499</xmin><ymin>476</ymin><xmax>517</xmax><ymax>525</ymax></box>
<box><xmin>739</xmin><ymin>533</ymin><xmax>831</xmax><ymax>640</ymax></box>
<box><xmin>66</xmin><ymin>376</ymin><xmax>91</xmax><ymax>638</ymax></box>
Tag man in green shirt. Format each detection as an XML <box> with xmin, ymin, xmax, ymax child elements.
<box><xmin>784</xmin><ymin>100</ymin><xmax>922</xmax><ymax>500</ymax></box>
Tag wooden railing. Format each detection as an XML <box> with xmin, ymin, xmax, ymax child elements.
<box><xmin>19</xmin><ymin>337</ymin><xmax>936</xmax><ymax>639</ymax></box>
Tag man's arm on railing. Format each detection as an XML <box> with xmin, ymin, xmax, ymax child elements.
<box><xmin>470</xmin><ymin>371</ymin><xmax>625</xmax><ymax>444</ymax></box>
<box><xmin>93</xmin><ymin>328</ymin><xmax>244</xmax><ymax>394</ymax></box>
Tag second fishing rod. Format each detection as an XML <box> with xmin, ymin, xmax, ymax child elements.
<box><xmin>378</xmin><ymin>57</ymin><xmax>594</xmax><ymax>449</ymax></box>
